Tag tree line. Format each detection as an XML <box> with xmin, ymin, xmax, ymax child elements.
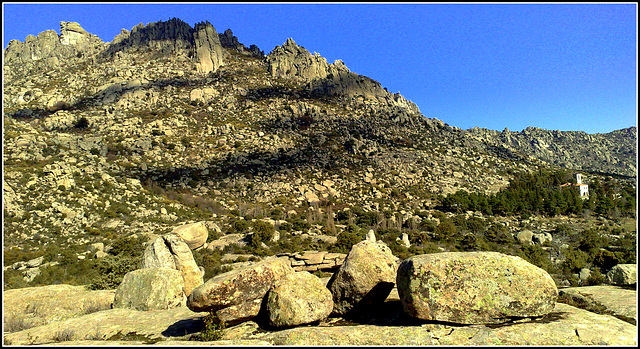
<box><xmin>437</xmin><ymin>169</ymin><xmax>636</xmax><ymax>218</ymax></box>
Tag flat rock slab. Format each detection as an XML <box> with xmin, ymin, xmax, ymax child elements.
<box><xmin>5</xmin><ymin>301</ymin><xmax>636</xmax><ymax>346</ymax></box>
<box><xmin>218</xmin><ymin>303</ymin><xmax>636</xmax><ymax>346</ymax></box>
<box><xmin>4</xmin><ymin>306</ymin><xmax>208</xmax><ymax>345</ymax></box>
<box><xmin>559</xmin><ymin>285</ymin><xmax>636</xmax><ymax>324</ymax></box>
<box><xmin>3</xmin><ymin>284</ymin><xmax>115</xmax><ymax>329</ymax></box>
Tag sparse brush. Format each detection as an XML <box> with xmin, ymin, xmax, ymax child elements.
<box><xmin>4</xmin><ymin>312</ymin><xmax>30</xmax><ymax>333</ymax></box>
<box><xmin>52</xmin><ymin>328</ymin><xmax>75</xmax><ymax>342</ymax></box>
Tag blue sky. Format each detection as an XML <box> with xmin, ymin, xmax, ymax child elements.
<box><xmin>2</xmin><ymin>3</ymin><xmax>637</xmax><ymax>134</ymax></box>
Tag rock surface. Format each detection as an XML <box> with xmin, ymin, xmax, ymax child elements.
<box><xmin>265</xmin><ymin>271</ymin><xmax>334</xmax><ymax>328</ymax></box>
<box><xmin>3</xmin><ymin>284</ymin><xmax>636</xmax><ymax>346</ymax></box>
<box><xmin>559</xmin><ymin>285</ymin><xmax>637</xmax><ymax>324</ymax></box>
<box><xmin>114</xmin><ymin>267</ymin><xmax>186</xmax><ymax>311</ymax></box>
<box><xmin>142</xmin><ymin>233</ymin><xmax>204</xmax><ymax>296</ymax></box>
<box><xmin>187</xmin><ymin>257</ymin><xmax>294</xmax><ymax>313</ymax></box>
<box><xmin>606</xmin><ymin>263</ymin><xmax>637</xmax><ymax>286</ymax></box>
<box><xmin>397</xmin><ymin>252</ymin><xmax>558</xmax><ymax>324</ymax></box>
<box><xmin>172</xmin><ymin>221</ymin><xmax>209</xmax><ymax>250</ymax></box>
<box><xmin>327</xmin><ymin>240</ymin><xmax>399</xmax><ymax>315</ymax></box>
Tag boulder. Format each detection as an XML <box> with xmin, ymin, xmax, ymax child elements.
<box><xmin>141</xmin><ymin>233</ymin><xmax>204</xmax><ymax>296</ymax></box>
<box><xmin>532</xmin><ymin>232</ymin><xmax>552</xmax><ymax>245</ymax></box>
<box><xmin>266</xmin><ymin>271</ymin><xmax>334</xmax><ymax>328</ymax></box>
<box><xmin>187</xmin><ymin>257</ymin><xmax>294</xmax><ymax>313</ymax></box>
<box><xmin>397</xmin><ymin>251</ymin><xmax>558</xmax><ymax>324</ymax></box>
<box><xmin>172</xmin><ymin>221</ymin><xmax>208</xmax><ymax>250</ymax></box>
<box><xmin>327</xmin><ymin>240</ymin><xmax>399</xmax><ymax>316</ymax></box>
<box><xmin>113</xmin><ymin>268</ymin><xmax>186</xmax><ymax>311</ymax></box>
<box><xmin>163</xmin><ymin>234</ymin><xmax>204</xmax><ymax>296</ymax></box>
<box><xmin>142</xmin><ymin>236</ymin><xmax>177</xmax><ymax>269</ymax></box>
<box><xmin>607</xmin><ymin>264</ymin><xmax>637</xmax><ymax>286</ymax></box>
<box><xmin>516</xmin><ymin>230</ymin><xmax>534</xmax><ymax>244</ymax></box>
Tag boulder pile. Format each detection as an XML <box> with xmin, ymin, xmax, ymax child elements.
<box><xmin>112</xmin><ymin>233</ymin><xmax>560</xmax><ymax>329</ymax></box>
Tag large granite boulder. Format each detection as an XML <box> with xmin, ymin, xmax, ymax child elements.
<box><xmin>172</xmin><ymin>221</ymin><xmax>208</xmax><ymax>250</ymax></box>
<box><xmin>327</xmin><ymin>240</ymin><xmax>399</xmax><ymax>316</ymax></box>
<box><xmin>607</xmin><ymin>264</ymin><xmax>637</xmax><ymax>286</ymax></box>
<box><xmin>397</xmin><ymin>251</ymin><xmax>558</xmax><ymax>324</ymax></box>
<box><xmin>113</xmin><ymin>267</ymin><xmax>186</xmax><ymax>311</ymax></box>
<box><xmin>142</xmin><ymin>233</ymin><xmax>204</xmax><ymax>296</ymax></box>
<box><xmin>187</xmin><ymin>257</ymin><xmax>294</xmax><ymax>324</ymax></box>
<box><xmin>266</xmin><ymin>271</ymin><xmax>334</xmax><ymax>328</ymax></box>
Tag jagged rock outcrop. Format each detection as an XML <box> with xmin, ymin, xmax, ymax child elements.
<box><xmin>102</xmin><ymin>18</ymin><xmax>224</xmax><ymax>75</ymax></box>
<box><xmin>218</xmin><ymin>28</ymin><xmax>264</xmax><ymax>57</ymax></box>
<box><xmin>396</xmin><ymin>252</ymin><xmax>558</xmax><ymax>324</ymax></box>
<box><xmin>466</xmin><ymin>126</ymin><xmax>637</xmax><ymax>177</ymax></box>
<box><xmin>3</xmin><ymin>21</ymin><xmax>103</xmax><ymax>69</ymax></box>
<box><xmin>265</xmin><ymin>38</ymin><xmax>422</xmax><ymax>123</ymax></box>
<box><xmin>142</xmin><ymin>234</ymin><xmax>204</xmax><ymax>296</ymax></box>
<box><xmin>193</xmin><ymin>21</ymin><xmax>224</xmax><ymax>75</ymax></box>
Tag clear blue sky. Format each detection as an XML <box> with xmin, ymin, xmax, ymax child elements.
<box><xmin>3</xmin><ymin>2</ymin><xmax>637</xmax><ymax>134</ymax></box>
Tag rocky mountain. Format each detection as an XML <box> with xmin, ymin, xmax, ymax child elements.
<box><xmin>2</xmin><ymin>17</ymin><xmax>637</xmax><ymax>346</ymax></box>
<box><xmin>466</xmin><ymin>126</ymin><xmax>636</xmax><ymax>178</ymax></box>
<box><xmin>3</xmin><ymin>18</ymin><xmax>636</xmax><ymax>256</ymax></box>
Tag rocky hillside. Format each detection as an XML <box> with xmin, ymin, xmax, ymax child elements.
<box><xmin>466</xmin><ymin>126</ymin><xmax>637</xmax><ymax>178</ymax></box>
<box><xmin>2</xmin><ymin>18</ymin><xmax>636</xmax><ymax>286</ymax></box>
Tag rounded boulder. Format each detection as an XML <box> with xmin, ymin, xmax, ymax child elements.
<box><xmin>172</xmin><ymin>221</ymin><xmax>208</xmax><ymax>250</ymax></box>
<box><xmin>266</xmin><ymin>271</ymin><xmax>334</xmax><ymax>328</ymax></box>
<box><xmin>113</xmin><ymin>268</ymin><xmax>186</xmax><ymax>311</ymax></box>
<box><xmin>397</xmin><ymin>251</ymin><xmax>558</xmax><ymax>324</ymax></box>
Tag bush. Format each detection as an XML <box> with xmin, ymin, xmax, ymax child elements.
<box><xmin>249</xmin><ymin>221</ymin><xmax>274</xmax><ymax>248</ymax></box>
<box><xmin>592</xmin><ymin>249</ymin><xmax>619</xmax><ymax>271</ymax></box>
<box><xmin>231</xmin><ymin>219</ymin><xmax>249</xmax><ymax>234</ymax></box>
<box><xmin>88</xmin><ymin>255</ymin><xmax>140</xmax><ymax>290</ymax></box>
<box><xmin>195</xmin><ymin>313</ymin><xmax>226</xmax><ymax>341</ymax></box>
<box><xmin>517</xmin><ymin>244</ymin><xmax>555</xmax><ymax>274</ymax></box>
<box><xmin>561</xmin><ymin>248</ymin><xmax>588</xmax><ymax>274</ymax></box>
<box><xmin>331</xmin><ymin>224</ymin><xmax>363</xmax><ymax>254</ymax></box>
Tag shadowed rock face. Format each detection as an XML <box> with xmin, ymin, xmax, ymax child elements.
<box><xmin>397</xmin><ymin>252</ymin><xmax>559</xmax><ymax>324</ymax></box>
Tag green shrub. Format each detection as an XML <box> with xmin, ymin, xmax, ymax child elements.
<box><xmin>331</xmin><ymin>224</ymin><xmax>363</xmax><ymax>253</ymax></box>
<box><xmin>592</xmin><ymin>249</ymin><xmax>619</xmax><ymax>271</ymax></box>
<box><xmin>195</xmin><ymin>313</ymin><xmax>226</xmax><ymax>341</ymax></box>
<box><xmin>585</xmin><ymin>268</ymin><xmax>607</xmax><ymax>286</ymax></box>
<box><xmin>88</xmin><ymin>255</ymin><xmax>140</xmax><ymax>290</ymax></box>
<box><xmin>231</xmin><ymin>219</ymin><xmax>249</xmax><ymax>233</ymax></box>
<box><xmin>561</xmin><ymin>248</ymin><xmax>588</xmax><ymax>274</ymax></box>
<box><xmin>249</xmin><ymin>221</ymin><xmax>275</xmax><ymax>248</ymax></box>
<box><xmin>517</xmin><ymin>244</ymin><xmax>555</xmax><ymax>274</ymax></box>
